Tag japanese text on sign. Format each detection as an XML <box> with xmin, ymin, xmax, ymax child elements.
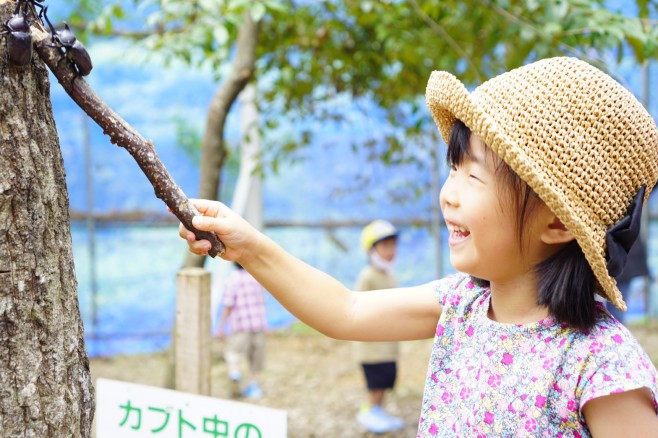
<box><xmin>96</xmin><ymin>378</ymin><xmax>287</xmax><ymax>438</ymax></box>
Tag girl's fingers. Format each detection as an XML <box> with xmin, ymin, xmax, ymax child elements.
<box><xmin>189</xmin><ymin>199</ymin><xmax>230</xmax><ymax>218</ymax></box>
<box><xmin>178</xmin><ymin>223</ymin><xmax>195</xmax><ymax>241</ymax></box>
<box><xmin>192</xmin><ymin>215</ymin><xmax>219</xmax><ymax>231</ymax></box>
<box><xmin>190</xmin><ymin>240</ymin><xmax>211</xmax><ymax>255</ymax></box>
<box><xmin>178</xmin><ymin>199</ymin><xmax>239</xmax><ymax>257</ymax></box>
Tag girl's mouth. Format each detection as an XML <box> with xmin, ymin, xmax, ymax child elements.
<box><xmin>447</xmin><ymin>223</ymin><xmax>471</xmax><ymax>245</ymax></box>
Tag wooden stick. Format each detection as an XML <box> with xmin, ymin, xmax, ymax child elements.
<box><xmin>31</xmin><ymin>23</ymin><xmax>225</xmax><ymax>257</ymax></box>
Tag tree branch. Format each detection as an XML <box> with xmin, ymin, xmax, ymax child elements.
<box><xmin>406</xmin><ymin>0</ymin><xmax>482</xmax><ymax>82</ymax></box>
<box><xmin>31</xmin><ymin>23</ymin><xmax>225</xmax><ymax>257</ymax></box>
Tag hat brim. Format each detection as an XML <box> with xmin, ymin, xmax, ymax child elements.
<box><xmin>425</xmin><ymin>71</ymin><xmax>625</xmax><ymax>311</ymax></box>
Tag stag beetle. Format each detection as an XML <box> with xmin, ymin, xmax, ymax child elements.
<box><xmin>1</xmin><ymin>0</ymin><xmax>32</xmax><ymax>67</ymax></box>
<box><xmin>43</xmin><ymin>6</ymin><xmax>92</xmax><ymax>76</ymax></box>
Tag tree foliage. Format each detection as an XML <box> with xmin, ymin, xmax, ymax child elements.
<box><xmin>257</xmin><ymin>0</ymin><xmax>658</xmax><ymax>162</ymax></box>
<box><xmin>66</xmin><ymin>0</ymin><xmax>658</xmax><ymax>172</ymax></box>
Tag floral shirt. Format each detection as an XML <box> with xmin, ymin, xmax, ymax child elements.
<box><xmin>418</xmin><ymin>273</ymin><xmax>658</xmax><ymax>437</ymax></box>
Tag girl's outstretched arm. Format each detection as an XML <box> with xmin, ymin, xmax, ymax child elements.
<box><xmin>179</xmin><ymin>199</ymin><xmax>441</xmax><ymax>341</ymax></box>
<box><xmin>582</xmin><ymin>388</ymin><xmax>658</xmax><ymax>436</ymax></box>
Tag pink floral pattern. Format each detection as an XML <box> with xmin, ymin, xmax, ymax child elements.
<box><xmin>418</xmin><ymin>273</ymin><xmax>658</xmax><ymax>437</ymax></box>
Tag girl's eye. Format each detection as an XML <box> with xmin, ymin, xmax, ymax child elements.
<box><xmin>469</xmin><ymin>174</ymin><xmax>483</xmax><ymax>182</ymax></box>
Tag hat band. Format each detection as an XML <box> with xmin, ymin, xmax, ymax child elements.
<box><xmin>605</xmin><ymin>184</ymin><xmax>646</xmax><ymax>278</ymax></box>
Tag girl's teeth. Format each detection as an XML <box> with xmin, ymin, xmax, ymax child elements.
<box><xmin>449</xmin><ymin>224</ymin><xmax>470</xmax><ymax>237</ymax></box>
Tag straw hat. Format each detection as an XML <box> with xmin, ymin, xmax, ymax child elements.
<box><xmin>426</xmin><ymin>57</ymin><xmax>658</xmax><ymax>311</ymax></box>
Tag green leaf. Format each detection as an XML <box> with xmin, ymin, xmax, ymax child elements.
<box><xmin>263</xmin><ymin>0</ymin><xmax>288</xmax><ymax>13</ymax></box>
<box><xmin>251</xmin><ymin>2</ymin><xmax>266</xmax><ymax>22</ymax></box>
<box><xmin>213</xmin><ymin>26</ymin><xmax>230</xmax><ymax>45</ymax></box>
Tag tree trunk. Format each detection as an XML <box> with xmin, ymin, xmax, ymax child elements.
<box><xmin>0</xmin><ymin>1</ymin><xmax>94</xmax><ymax>436</ymax></box>
<box><xmin>167</xmin><ymin>10</ymin><xmax>259</xmax><ymax>389</ymax></box>
<box><xmin>182</xmin><ymin>11</ymin><xmax>259</xmax><ymax>269</ymax></box>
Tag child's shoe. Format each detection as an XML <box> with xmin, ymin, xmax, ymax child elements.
<box><xmin>242</xmin><ymin>383</ymin><xmax>263</xmax><ymax>399</ymax></box>
<box><xmin>357</xmin><ymin>406</ymin><xmax>392</xmax><ymax>434</ymax></box>
<box><xmin>371</xmin><ymin>405</ymin><xmax>404</xmax><ymax>431</ymax></box>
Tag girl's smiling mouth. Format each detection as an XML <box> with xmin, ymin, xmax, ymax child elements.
<box><xmin>446</xmin><ymin>221</ymin><xmax>471</xmax><ymax>245</ymax></box>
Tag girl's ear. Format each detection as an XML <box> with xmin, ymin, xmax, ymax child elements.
<box><xmin>541</xmin><ymin>216</ymin><xmax>575</xmax><ymax>244</ymax></box>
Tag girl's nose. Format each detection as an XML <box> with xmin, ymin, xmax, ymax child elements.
<box><xmin>439</xmin><ymin>177</ymin><xmax>459</xmax><ymax>210</ymax></box>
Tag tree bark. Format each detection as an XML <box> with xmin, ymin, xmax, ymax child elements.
<box><xmin>183</xmin><ymin>11</ymin><xmax>259</xmax><ymax>269</ymax></box>
<box><xmin>0</xmin><ymin>1</ymin><xmax>93</xmax><ymax>435</ymax></box>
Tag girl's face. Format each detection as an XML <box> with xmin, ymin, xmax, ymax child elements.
<box><xmin>439</xmin><ymin>135</ymin><xmax>548</xmax><ymax>283</ymax></box>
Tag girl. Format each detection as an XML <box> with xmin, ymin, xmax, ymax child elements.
<box><xmin>179</xmin><ymin>57</ymin><xmax>658</xmax><ymax>436</ymax></box>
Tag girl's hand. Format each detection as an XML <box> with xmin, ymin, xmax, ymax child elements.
<box><xmin>178</xmin><ymin>199</ymin><xmax>260</xmax><ymax>263</ymax></box>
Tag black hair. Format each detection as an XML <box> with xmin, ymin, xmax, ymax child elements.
<box><xmin>535</xmin><ymin>241</ymin><xmax>597</xmax><ymax>330</ymax></box>
<box><xmin>447</xmin><ymin>120</ymin><xmax>597</xmax><ymax>331</ymax></box>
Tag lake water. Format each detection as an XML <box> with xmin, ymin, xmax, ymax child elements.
<box><xmin>72</xmin><ymin>221</ymin><xmax>657</xmax><ymax>357</ymax></box>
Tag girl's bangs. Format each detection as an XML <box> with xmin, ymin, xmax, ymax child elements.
<box><xmin>446</xmin><ymin>119</ymin><xmax>471</xmax><ymax>166</ymax></box>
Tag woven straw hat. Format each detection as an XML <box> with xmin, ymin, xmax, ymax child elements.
<box><xmin>426</xmin><ymin>57</ymin><xmax>658</xmax><ymax>311</ymax></box>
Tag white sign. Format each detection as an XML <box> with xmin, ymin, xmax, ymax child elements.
<box><xmin>96</xmin><ymin>378</ymin><xmax>287</xmax><ymax>438</ymax></box>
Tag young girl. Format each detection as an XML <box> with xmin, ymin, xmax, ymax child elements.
<box><xmin>179</xmin><ymin>57</ymin><xmax>658</xmax><ymax>436</ymax></box>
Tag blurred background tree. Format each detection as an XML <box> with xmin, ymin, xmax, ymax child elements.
<box><xmin>65</xmin><ymin>0</ymin><xmax>658</xmax><ymax>265</ymax></box>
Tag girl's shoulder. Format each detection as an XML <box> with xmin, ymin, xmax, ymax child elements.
<box><xmin>578</xmin><ymin>304</ymin><xmax>645</xmax><ymax>343</ymax></box>
<box><xmin>530</xmin><ymin>304</ymin><xmax>652</xmax><ymax>365</ymax></box>
<box><xmin>564</xmin><ymin>309</ymin><xmax>658</xmax><ymax>409</ymax></box>
<box><xmin>571</xmin><ymin>306</ymin><xmax>653</xmax><ymax>359</ymax></box>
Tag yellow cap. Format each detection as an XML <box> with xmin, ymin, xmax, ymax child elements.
<box><xmin>360</xmin><ymin>220</ymin><xmax>398</xmax><ymax>251</ymax></box>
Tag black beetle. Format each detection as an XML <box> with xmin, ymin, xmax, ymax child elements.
<box><xmin>30</xmin><ymin>0</ymin><xmax>46</xmax><ymax>17</ymax></box>
<box><xmin>43</xmin><ymin>7</ymin><xmax>93</xmax><ymax>76</ymax></box>
<box><xmin>1</xmin><ymin>0</ymin><xmax>32</xmax><ymax>67</ymax></box>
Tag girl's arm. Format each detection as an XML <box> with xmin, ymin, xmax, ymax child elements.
<box><xmin>583</xmin><ymin>388</ymin><xmax>658</xmax><ymax>436</ymax></box>
<box><xmin>180</xmin><ymin>199</ymin><xmax>442</xmax><ymax>341</ymax></box>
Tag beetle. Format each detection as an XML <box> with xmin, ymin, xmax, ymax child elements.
<box><xmin>43</xmin><ymin>6</ymin><xmax>93</xmax><ymax>76</ymax></box>
<box><xmin>29</xmin><ymin>0</ymin><xmax>46</xmax><ymax>17</ymax></box>
<box><xmin>1</xmin><ymin>0</ymin><xmax>32</xmax><ymax>67</ymax></box>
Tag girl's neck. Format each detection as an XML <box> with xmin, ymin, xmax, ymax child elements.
<box><xmin>487</xmin><ymin>277</ymin><xmax>550</xmax><ymax>324</ymax></box>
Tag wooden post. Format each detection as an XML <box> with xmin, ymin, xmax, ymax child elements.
<box><xmin>176</xmin><ymin>267</ymin><xmax>212</xmax><ymax>395</ymax></box>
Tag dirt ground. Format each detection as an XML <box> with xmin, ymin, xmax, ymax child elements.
<box><xmin>90</xmin><ymin>321</ymin><xmax>658</xmax><ymax>437</ymax></box>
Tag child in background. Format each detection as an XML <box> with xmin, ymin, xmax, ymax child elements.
<box><xmin>180</xmin><ymin>57</ymin><xmax>658</xmax><ymax>435</ymax></box>
<box><xmin>216</xmin><ymin>262</ymin><xmax>268</xmax><ymax>399</ymax></box>
<box><xmin>354</xmin><ymin>220</ymin><xmax>403</xmax><ymax>433</ymax></box>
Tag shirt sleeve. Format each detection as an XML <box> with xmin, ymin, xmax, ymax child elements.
<box><xmin>578</xmin><ymin>325</ymin><xmax>658</xmax><ymax>415</ymax></box>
